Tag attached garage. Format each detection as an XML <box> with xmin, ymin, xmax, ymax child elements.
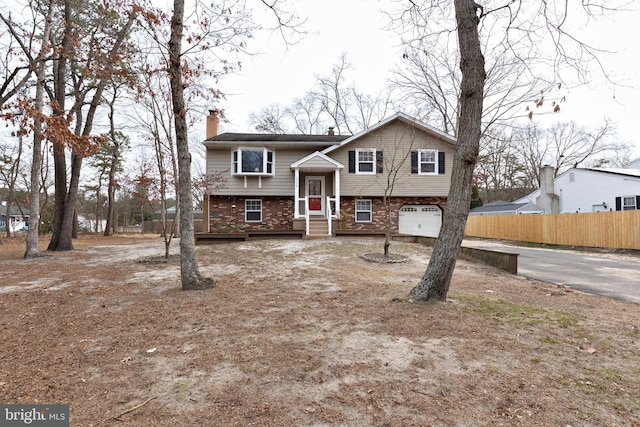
<box><xmin>398</xmin><ymin>205</ymin><xmax>442</xmax><ymax>237</ymax></box>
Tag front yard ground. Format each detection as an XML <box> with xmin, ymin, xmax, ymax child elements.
<box><xmin>1</xmin><ymin>234</ymin><xmax>638</xmax><ymax>426</ymax></box>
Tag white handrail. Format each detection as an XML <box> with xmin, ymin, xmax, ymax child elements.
<box><xmin>326</xmin><ymin>196</ymin><xmax>332</xmax><ymax>235</ymax></box>
<box><xmin>303</xmin><ymin>196</ymin><xmax>309</xmax><ymax>235</ymax></box>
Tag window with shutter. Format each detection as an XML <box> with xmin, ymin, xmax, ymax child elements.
<box><xmin>622</xmin><ymin>196</ymin><xmax>637</xmax><ymax>210</ymax></box>
<box><xmin>355</xmin><ymin>148</ymin><xmax>377</xmax><ymax>175</ymax></box>
<box><xmin>417</xmin><ymin>149</ymin><xmax>438</xmax><ymax>175</ymax></box>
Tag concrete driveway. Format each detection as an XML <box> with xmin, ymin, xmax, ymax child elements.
<box><xmin>462</xmin><ymin>239</ymin><xmax>640</xmax><ymax>305</ymax></box>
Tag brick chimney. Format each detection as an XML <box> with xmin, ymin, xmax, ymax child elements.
<box><xmin>206</xmin><ymin>110</ymin><xmax>220</xmax><ymax>139</ymax></box>
<box><xmin>328</xmin><ymin>127</ymin><xmax>335</xmax><ymax>136</ymax></box>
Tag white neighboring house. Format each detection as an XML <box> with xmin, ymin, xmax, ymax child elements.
<box><xmin>515</xmin><ymin>165</ymin><xmax>640</xmax><ymax>213</ymax></box>
<box><xmin>77</xmin><ymin>215</ymin><xmax>107</xmax><ymax>233</ymax></box>
<box><xmin>0</xmin><ymin>202</ymin><xmax>30</xmax><ymax>232</ymax></box>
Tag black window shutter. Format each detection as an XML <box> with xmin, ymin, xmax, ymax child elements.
<box><xmin>438</xmin><ymin>152</ymin><xmax>445</xmax><ymax>174</ymax></box>
<box><xmin>636</xmin><ymin>196</ymin><xmax>640</xmax><ymax>210</ymax></box>
<box><xmin>411</xmin><ymin>151</ymin><xmax>418</xmax><ymax>174</ymax></box>
<box><xmin>615</xmin><ymin>196</ymin><xmax>622</xmax><ymax>211</ymax></box>
<box><xmin>348</xmin><ymin>151</ymin><xmax>355</xmax><ymax>173</ymax></box>
<box><xmin>376</xmin><ymin>151</ymin><xmax>383</xmax><ymax>173</ymax></box>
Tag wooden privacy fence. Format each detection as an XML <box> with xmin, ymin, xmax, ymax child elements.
<box><xmin>464</xmin><ymin>210</ymin><xmax>640</xmax><ymax>250</ymax></box>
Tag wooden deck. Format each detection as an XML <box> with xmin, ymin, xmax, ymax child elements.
<box><xmin>333</xmin><ymin>229</ymin><xmax>389</xmax><ymax>237</ymax></box>
<box><xmin>195</xmin><ymin>230</ymin><xmax>304</xmax><ymax>245</ymax></box>
<box><xmin>195</xmin><ymin>229</ymin><xmax>407</xmax><ymax>244</ymax></box>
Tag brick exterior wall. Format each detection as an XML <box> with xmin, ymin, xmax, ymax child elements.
<box><xmin>209</xmin><ymin>195</ymin><xmax>447</xmax><ymax>233</ymax></box>
<box><xmin>338</xmin><ymin>196</ymin><xmax>446</xmax><ymax>232</ymax></box>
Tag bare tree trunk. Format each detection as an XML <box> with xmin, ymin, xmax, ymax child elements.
<box><xmin>410</xmin><ymin>0</ymin><xmax>485</xmax><ymax>301</ymax></box>
<box><xmin>104</xmin><ymin>132</ymin><xmax>120</xmax><ymax>236</ymax></box>
<box><xmin>5</xmin><ymin>133</ymin><xmax>22</xmax><ymax>238</ymax></box>
<box><xmin>169</xmin><ymin>0</ymin><xmax>215</xmax><ymax>290</ymax></box>
<box><xmin>25</xmin><ymin>59</ymin><xmax>46</xmax><ymax>256</ymax></box>
<box><xmin>170</xmin><ymin>134</ymin><xmax>181</xmax><ymax>238</ymax></box>
<box><xmin>48</xmin><ymin>5</ymin><xmax>133</xmax><ymax>250</ymax></box>
<box><xmin>48</xmin><ymin>0</ymin><xmax>72</xmax><ymax>251</ymax></box>
<box><xmin>104</xmin><ymin>144</ymin><xmax>118</xmax><ymax>236</ymax></box>
<box><xmin>383</xmin><ymin>197</ymin><xmax>391</xmax><ymax>257</ymax></box>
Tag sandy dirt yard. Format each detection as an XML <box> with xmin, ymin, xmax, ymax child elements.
<box><xmin>0</xmin><ymin>234</ymin><xmax>639</xmax><ymax>426</ymax></box>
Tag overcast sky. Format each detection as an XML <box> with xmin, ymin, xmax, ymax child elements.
<box><xmin>214</xmin><ymin>0</ymin><xmax>640</xmax><ymax>157</ymax></box>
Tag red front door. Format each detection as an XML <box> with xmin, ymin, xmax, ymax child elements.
<box><xmin>308</xmin><ymin>178</ymin><xmax>322</xmax><ymax>212</ymax></box>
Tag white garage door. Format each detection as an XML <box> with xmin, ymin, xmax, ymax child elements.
<box><xmin>398</xmin><ymin>205</ymin><xmax>442</xmax><ymax>237</ymax></box>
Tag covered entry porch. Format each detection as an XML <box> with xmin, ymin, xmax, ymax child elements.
<box><xmin>291</xmin><ymin>152</ymin><xmax>344</xmax><ymax>236</ymax></box>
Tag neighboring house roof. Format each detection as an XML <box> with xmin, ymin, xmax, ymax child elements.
<box><xmin>322</xmin><ymin>112</ymin><xmax>456</xmax><ymax>154</ymax></box>
<box><xmin>587</xmin><ymin>167</ymin><xmax>640</xmax><ymax>178</ymax></box>
<box><xmin>0</xmin><ymin>204</ymin><xmax>30</xmax><ymax>216</ymax></box>
<box><xmin>625</xmin><ymin>158</ymin><xmax>640</xmax><ymax>169</ymax></box>
<box><xmin>469</xmin><ymin>200</ymin><xmax>544</xmax><ymax>215</ymax></box>
<box><xmin>164</xmin><ymin>207</ymin><xmax>203</xmax><ymax>220</ymax></box>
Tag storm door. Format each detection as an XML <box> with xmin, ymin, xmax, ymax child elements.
<box><xmin>305</xmin><ymin>176</ymin><xmax>325</xmax><ymax>215</ymax></box>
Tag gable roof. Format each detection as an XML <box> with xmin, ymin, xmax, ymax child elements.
<box><xmin>322</xmin><ymin>112</ymin><xmax>456</xmax><ymax>154</ymax></box>
<box><xmin>290</xmin><ymin>151</ymin><xmax>344</xmax><ymax>170</ymax></box>
<box><xmin>202</xmin><ymin>112</ymin><xmax>455</xmax><ymax>152</ymax></box>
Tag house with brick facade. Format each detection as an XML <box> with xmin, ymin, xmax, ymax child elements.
<box><xmin>201</xmin><ymin>112</ymin><xmax>457</xmax><ymax>238</ymax></box>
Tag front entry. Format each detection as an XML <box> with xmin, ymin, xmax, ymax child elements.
<box><xmin>305</xmin><ymin>176</ymin><xmax>325</xmax><ymax>215</ymax></box>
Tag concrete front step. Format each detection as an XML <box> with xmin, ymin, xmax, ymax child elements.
<box><xmin>306</xmin><ymin>218</ymin><xmax>330</xmax><ymax>237</ymax></box>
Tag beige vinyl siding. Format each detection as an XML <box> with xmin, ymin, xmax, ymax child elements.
<box><xmin>207</xmin><ymin>148</ymin><xmax>313</xmax><ymax>196</ymax></box>
<box><xmin>297</xmin><ymin>155</ymin><xmax>337</xmax><ymax>169</ymax></box>
<box><xmin>332</xmin><ymin>121</ymin><xmax>455</xmax><ymax>197</ymax></box>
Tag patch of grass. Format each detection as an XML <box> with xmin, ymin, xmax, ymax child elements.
<box><xmin>581</xmin><ymin>366</ymin><xmax>624</xmax><ymax>384</ymax></box>
<box><xmin>546</xmin><ymin>312</ymin><xmax>582</xmax><ymax>327</ymax></box>
<box><xmin>173</xmin><ymin>379</ymin><xmax>193</xmax><ymax>400</ymax></box>
<box><xmin>575</xmin><ymin>379</ymin><xmax>598</xmax><ymax>394</ymax></box>
<box><xmin>458</xmin><ymin>296</ymin><xmax>584</xmax><ymax>332</ymax></box>
<box><xmin>458</xmin><ymin>295</ymin><xmax>544</xmax><ymax>320</ymax></box>
<box><xmin>537</xmin><ymin>336</ymin><xmax>559</xmax><ymax>344</ymax></box>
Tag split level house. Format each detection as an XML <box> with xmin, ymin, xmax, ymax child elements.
<box><xmin>201</xmin><ymin>112</ymin><xmax>457</xmax><ymax>238</ymax></box>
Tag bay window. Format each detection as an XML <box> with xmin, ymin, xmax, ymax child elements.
<box><xmin>232</xmin><ymin>148</ymin><xmax>274</xmax><ymax>175</ymax></box>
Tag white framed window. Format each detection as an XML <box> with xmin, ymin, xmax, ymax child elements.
<box><xmin>232</xmin><ymin>148</ymin><xmax>274</xmax><ymax>176</ymax></box>
<box><xmin>418</xmin><ymin>149</ymin><xmax>437</xmax><ymax>175</ymax></box>
<box><xmin>355</xmin><ymin>199</ymin><xmax>372</xmax><ymax>222</ymax></box>
<box><xmin>245</xmin><ymin>199</ymin><xmax>262</xmax><ymax>222</ymax></box>
<box><xmin>356</xmin><ymin>148</ymin><xmax>376</xmax><ymax>174</ymax></box>
<box><xmin>623</xmin><ymin>196</ymin><xmax>637</xmax><ymax>210</ymax></box>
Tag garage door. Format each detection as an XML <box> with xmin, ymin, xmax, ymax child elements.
<box><xmin>398</xmin><ymin>205</ymin><xmax>442</xmax><ymax>237</ymax></box>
